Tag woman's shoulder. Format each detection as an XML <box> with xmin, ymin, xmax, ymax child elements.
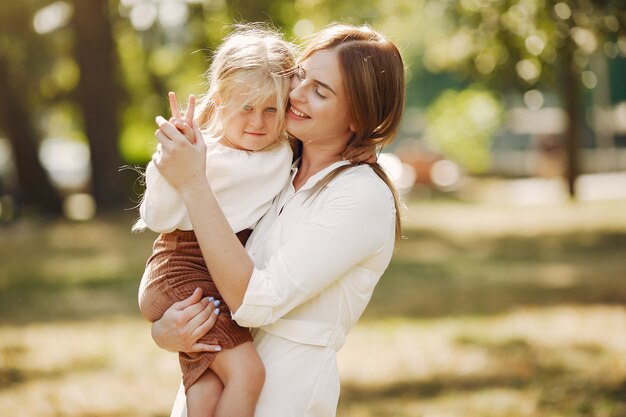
<box><xmin>326</xmin><ymin>164</ymin><xmax>395</xmax><ymax>210</ymax></box>
<box><xmin>332</xmin><ymin>164</ymin><xmax>391</xmax><ymax>193</ymax></box>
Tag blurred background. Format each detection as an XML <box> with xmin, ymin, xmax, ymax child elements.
<box><xmin>1</xmin><ymin>1</ymin><xmax>625</xmax><ymax>416</ymax></box>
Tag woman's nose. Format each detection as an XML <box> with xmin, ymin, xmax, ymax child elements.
<box><xmin>289</xmin><ymin>77</ymin><xmax>305</xmax><ymax>103</ymax></box>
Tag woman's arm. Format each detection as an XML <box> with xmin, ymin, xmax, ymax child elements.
<box><xmin>232</xmin><ymin>174</ymin><xmax>395</xmax><ymax>328</ymax></box>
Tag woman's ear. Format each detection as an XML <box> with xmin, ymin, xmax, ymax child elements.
<box><xmin>349</xmin><ymin>122</ymin><xmax>356</xmax><ymax>133</ymax></box>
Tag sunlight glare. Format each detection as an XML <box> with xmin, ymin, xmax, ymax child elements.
<box><xmin>554</xmin><ymin>2</ymin><xmax>571</xmax><ymax>20</ymax></box>
<box><xmin>515</xmin><ymin>59</ymin><xmax>540</xmax><ymax>83</ymax></box>
<box><xmin>431</xmin><ymin>160</ymin><xmax>461</xmax><ymax>190</ymax></box>
<box><xmin>378</xmin><ymin>153</ymin><xmax>416</xmax><ymax>194</ymax></box>
<box><xmin>130</xmin><ymin>3</ymin><xmax>158</xmax><ymax>31</ymax></box>
<box><xmin>581</xmin><ymin>71</ymin><xmax>598</xmax><ymax>89</ymax></box>
<box><xmin>158</xmin><ymin>1</ymin><xmax>189</xmax><ymax>28</ymax></box>
<box><xmin>63</xmin><ymin>193</ymin><xmax>97</xmax><ymax>221</ymax></box>
<box><xmin>33</xmin><ymin>1</ymin><xmax>72</xmax><ymax>35</ymax></box>
<box><xmin>294</xmin><ymin>19</ymin><xmax>315</xmax><ymax>38</ymax></box>
<box><xmin>525</xmin><ymin>34</ymin><xmax>545</xmax><ymax>56</ymax></box>
<box><xmin>523</xmin><ymin>89</ymin><xmax>544</xmax><ymax>110</ymax></box>
<box><xmin>38</xmin><ymin>138</ymin><xmax>91</xmax><ymax>189</ymax></box>
<box><xmin>571</xmin><ymin>27</ymin><xmax>598</xmax><ymax>53</ymax></box>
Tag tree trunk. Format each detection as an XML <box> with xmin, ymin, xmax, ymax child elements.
<box><xmin>72</xmin><ymin>0</ymin><xmax>126</xmax><ymax>212</ymax></box>
<box><xmin>560</xmin><ymin>47</ymin><xmax>581</xmax><ymax>199</ymax></box>
<box><xmin>0</xmin><ymin>57</ymin><xmax>63</xmax><ymax>215</ymax></box>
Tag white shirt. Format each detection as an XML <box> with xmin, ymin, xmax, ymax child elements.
<box><xmin>139</xmin><ymin>139</ymin><xmax>293</xmax><ymax>233</ymax></box>
<box><xmin>170</xmin><ymin>160</ymin><xmax>397</xmax><ymax>417</ymax></box>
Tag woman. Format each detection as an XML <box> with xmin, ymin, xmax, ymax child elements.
<box><xmin>150</xmin><ymin>23</ymin><xmax>405</xmax><ymax>417</ymax></box>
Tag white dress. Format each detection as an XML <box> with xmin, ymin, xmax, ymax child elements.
<box><xmin>170</xmin><ymin>160</ymin><xmax>397</xmax><ymax>417</ymax></box>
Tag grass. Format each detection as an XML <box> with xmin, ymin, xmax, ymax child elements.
<box><xmin>0</xmin><ymin>198</ymin><xmax>625</xmax><ymax>416</ymax></box>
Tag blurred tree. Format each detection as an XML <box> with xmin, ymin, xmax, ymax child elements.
<box><xmin>421</xmin><ymin>0</ymin><xmax>626</xmax><ymax>197</ymax></box>
<box><xmin>71</xmin><ymin>0</ymin><xmax>127</xmax><ymax>211</ymax></box>
<box><xmin>426</xmin><ymin>87</ymin><xmax>503</xmax><ymax>173</ymax></box>
<box><xmin>0</xmin><ymin>1</ymin><xmax>63</xmax><ymax>215</ymax></box>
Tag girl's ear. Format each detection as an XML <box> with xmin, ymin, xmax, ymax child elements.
<box><xmin>349</xmin><ymin>121</ymin><xmax>356</xmax><ymax>133</ymax></box>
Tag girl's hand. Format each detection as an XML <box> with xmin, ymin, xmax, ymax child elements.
<box><xmin>151</xmin><ymin>288</ymin><xmax>223</xmax><ymax>353</ymax></box>
<box><xmin>153</xmin><ymin>93</ymin><xmax>207</xmax><ymax>192</ymax></box>
<box><xmin>343</xmin><ymin>142</ymin><xmax>378</xmax><ymax>164</ymax></box>
<box><xmin>168</xmin><ymin>92</ymin><xmax>196</xmax><ymax>144</ymax></box>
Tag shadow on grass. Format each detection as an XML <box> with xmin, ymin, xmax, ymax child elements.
<box><xmin>363</xmin><ymin>229</ymin><xmax>626</xmax><ymax>320</ymax></box>
<box><xmin>0</xmin><ymin>275</ymin><xmax>142</xmax><ymax>325</ymax></box>
<box><xmin>339</xmin><ymin>335</ymin><xmax>626</xmax><ymax>416</ymax></box>
<box><xmin>339</xmin><ymin>376</ymin><xmax>626</xmax><ymax>417</ymax></box>
<box><xmin>1</xmin><ymin>215</ymin><xmax>626</xmax><ymax>324</ymax></box>
<box><xmin>0</xmin><ymin>359</ymin><xmax>109</xmax><ymax>390</ymax></box>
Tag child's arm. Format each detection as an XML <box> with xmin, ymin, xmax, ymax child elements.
<box><xmin>139</xmin><ymin>94</ymin><xmax>198</xmax><ymax>233</ymax></box>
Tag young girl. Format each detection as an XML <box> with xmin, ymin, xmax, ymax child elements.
<box><xmin>135</xmin><ymin>27</ymin><xmax>295</xmax><ymax>417</ymax></box>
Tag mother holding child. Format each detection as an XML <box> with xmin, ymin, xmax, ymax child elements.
<box><xmin>136</xmin><ymin>21</ymin><xmax>405</xmax><ymax>417</ymax></box>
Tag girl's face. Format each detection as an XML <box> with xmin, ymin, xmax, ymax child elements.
<box><xmin>286</xmin><ymin>49</ymin><xmax>354</xmax><ymax>148</ymax></box>
<box><xmin>220</xmin><ymin>86</ymin><xmax>281</xmax><ymax>151</ymax></box>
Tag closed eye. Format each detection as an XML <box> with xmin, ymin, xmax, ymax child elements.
<box><xmin>313</xmin><ymin>85</ymin><xmax>327</xmax><ymax>99</ymax></box>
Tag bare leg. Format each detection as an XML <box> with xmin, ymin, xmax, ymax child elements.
<box><xmin>210</xmin><ymin>341</ymin><xmax>265</xmax><ymax>417</ymax></box>
<box><xmin>187</xmin><ymin>369</ymin><xmax>223</xmax><ymax>417</ymax></box>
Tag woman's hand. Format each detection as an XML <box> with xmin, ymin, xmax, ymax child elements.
<box><xmin>152</xmin><ymin>93</ymin><xmax>207</xmax><ymax>193</ymax></box>
<box><xmin>151</xmin><ymin>288</ymin><xmax>223</xmax><ymax>353</ymax></box>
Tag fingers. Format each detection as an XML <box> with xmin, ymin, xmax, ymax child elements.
<box><xmin>170</xmin><ymin>287</ymin><xmax>203</xmax><ymax>311</ymax></box>
<box><xmin>365</xmin><ymin>153</ymin><xmax>378</xmax><ymax>164</ymax></box>
<box><xmin>168</xmin><ymin>91</ymin><xmax>195</xmax><ymax>129</ymax></box>
<box><xmin>190</xmin><ymin>342</ymin><xmax>222</xmax><ymax>353</ymax></box>
<box><xmin>185</xmin><ymin>95</ymin><xmax>196</xmax><ymax>126</ymax></box>
<box><xmin>344</xmin><ymin>148</ymin><xmax>366</xmax><ymax>163</ymax></box>
<box><xmin>192</xmin><ymin>120</ymin><xmax>205</xmax><ymax>147</ymax></box>
<box><xmin>174</xmin><ymin>120</ymin><xmax>195</xmax><ymax>144</ymax></box>
<box><xmin>156</xmin><ymin>116</ymin><xmax>188</xmax><ymax>145</ymax></box>
<box><xmin>344</xmin><ymin>144</ymin><xmax>378</xmax><ymax>164</ymax></box>
<box><xmin>154</xmin><ymin>129</ymin><xmax>170</xmax><ymax>149</ymax></box>
<box><xmin>189</xmin><ymin>303</ymin><xmax>220</xmax><ymax>342</ymax></box>
<box><xmin>169</xmin><ymin>92</ymin><xmax>181</xmax><ymax>119</ymax></box>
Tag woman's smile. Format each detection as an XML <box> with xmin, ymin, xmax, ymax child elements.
<box><xmin>288</xmin><ymin>105</ymin><xmax>311</xmax><ymax>119</ymax></box>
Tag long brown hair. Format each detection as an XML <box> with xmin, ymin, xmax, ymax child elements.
<box><xmin>298</xmin><ymin>24</ymin><xmax>406</xmax><ymax>240</ymax></box>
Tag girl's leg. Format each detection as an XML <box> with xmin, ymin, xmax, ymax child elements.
<box><xmin>187</xmin><ymin>369</ymin><xmax>223</xmax><ymax>417</ymax></box>
<box><xmin>210</xmin><ymin>341</ymin><xmax>265</xmax><ymax>417</ymax></box>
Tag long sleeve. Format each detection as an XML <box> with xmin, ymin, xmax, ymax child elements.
<box><xmin>232</xmin><ymin>169</ymin><xmax>396</xmax><ymax>328</ymax></box>
<box><xmin>140</xmin><ymin>160</ymin><xmax>190</xmax><ymax>233</ymax></box>
<box><xmin>139</xmin><ymin>141</ymin><xmax>293</xmax><ymax>234</ymax></box>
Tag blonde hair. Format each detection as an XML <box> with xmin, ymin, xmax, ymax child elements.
<box><xmin>196</xmin><ymin>25</ymin><xmax>296</xmax><ymax>144</ymax></box>
<box><xmin>133</xmin><ymin>25</ymin><xmax>295</xmax><ymax>233</ymax></box>
<box><xmin>298</xmin><ymin>24</ymin><xmax>406</xmax><ymax>241</ymax></box>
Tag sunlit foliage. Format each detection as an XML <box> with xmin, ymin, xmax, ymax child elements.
<box><xmin>426</xmin><ymin>88</ymin><xmax>504</xmax><ymax>173</ymax></box>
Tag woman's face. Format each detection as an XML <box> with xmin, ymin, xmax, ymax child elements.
<box><xmin>286</xmin><ymin>49</ymin><xmax>354</xmax><ymax>148</ymax></box>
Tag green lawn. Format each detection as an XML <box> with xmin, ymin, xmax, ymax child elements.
<box><xmin>1</xmin><ymin>198</ymin><xmax>625</xmax><ymax>417</ymax></box>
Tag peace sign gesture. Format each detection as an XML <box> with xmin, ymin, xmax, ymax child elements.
<box><xmin>167</xmin><ymin>91</ymin><xmax>197</xmax><ymax>144</ymax></box>
<box><xmin>153</xmin><ymin>92</ymin><xmax>207</xmax><ymax>192</ymax></box>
